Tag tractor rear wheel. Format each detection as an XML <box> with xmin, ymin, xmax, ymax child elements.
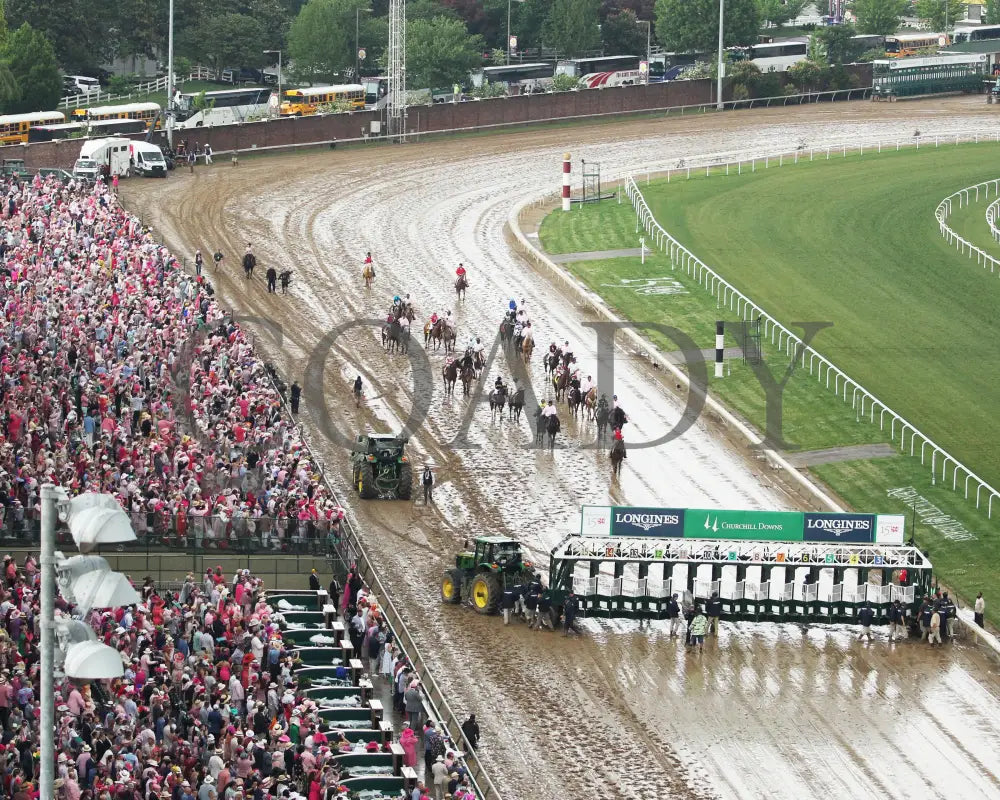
<box><xmin>357</xmin><ymin>462</ymin><xmax>377</xmax><ymax>499</ymax></box>
<box><xmin>470</xmin><ymin>573</ymin><xmax>500</xmax><ymax>615</ymax></box>
<box><xmin>440</xmin><ymin>570</ymin><xmax>461</xmax><ymax>604</ymax></box>
<box><xmin>397</xmin><ymin>462</ymin><xmax>413</xmax><ymax>500</ymax></box>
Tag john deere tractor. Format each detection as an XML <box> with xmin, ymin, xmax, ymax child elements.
<box><xmin>440</xmin><ymin>536</ymin><xmax>535</xmax><ymax>614</ymax></box>
<box><xmin>351</xmin><ymin>433</ymin><xmax>412</xmax><ymax>500</ymax></box>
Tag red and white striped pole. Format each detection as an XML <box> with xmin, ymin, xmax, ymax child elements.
<box><xmin>562</xmin><ymin>152</ymin><xmax>571</xmax><ymax>212</ymax></box>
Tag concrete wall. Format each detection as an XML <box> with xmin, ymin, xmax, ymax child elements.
<box><xmin>11</xmin><ymin>66</ymin><xmax>872</xmax><ymax>170</ymax></box>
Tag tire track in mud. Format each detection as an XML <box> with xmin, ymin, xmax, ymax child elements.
<box><xmin>125</xmin><ymin>98</ymin><xmax>1000</xmax><ymax>800</ymax></box>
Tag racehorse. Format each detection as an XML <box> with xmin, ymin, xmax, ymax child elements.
<box><xmin>362</xmin><ymin>263</ymin><xmax>375</xmax><ymax>289</ymax></box>
<box><xmin>583</xmin><ymin>387</ymin><xmax>598</xmax><ymax>420</ymax></box>
<box><xmin>473</xmin><ymin>350</ymin><xmax>486</xmax><ymax>377</ymax></box>
<box><xmin>551</xmin><ymin>366</ymin><xmax>569</xmax><ymax>401</ymax></box>
<box><xmin>460</xmin><ymin>364</ymin><xmax>475</xmax><ymax>396</ymax></box>
<box><xmin>455</xmin><ymin>274</ymin><xmax>468</xmax><ymax>300</ymax></box>
<box><xmin>543</xmin><ymin>348</ymin><xmax>562</xmax><ymax>376</ymax></box>
<box><xmin>567</xmin><ymin>386</ymin><xmax>582</xmax><ymax>417</ymax></box>
<box><xmin>595</xmin><ymin>403</ymin><xmax>610</xmax><ymax>443</ymax></box>
<box><xmin>442</xmin><ymin>361</ymin><xmax>458</xmax><ymax>397</ymax></box>
<box><xmin>382</xmin><ymin>320</ymin><xmax>410</xmax><ymax>354</ymax></box>
<box><xmin>521</xmin><ymin>335</ymin><xmax>534</xmax><ymax>365</ymax></box>
<box><xmin>561</xmin><ymin>350</ymin><xmax>576</xmax><ymax>369</ymax></box>
<box><xmin>545</xmin><ymin>413</ymin><xmax>560</xmax><ymax>451</ymax></box>
<box><xmin>508</xmin><ymin>387</ymin><xmax>525</xmax><ymax>422</ymax></box>
<box><xmin>610</xmin><ymin>438</ymin><xmax>626</xmax><ymax>476</ymax></box>
<box><xmin>441</xmin><ymin>323</ymin><xmax>457</xmax><ymax>354</ymax></box>
<box><xmin>534</xmin><ymin>407</ymin><xmax>546</xmax><ymax>445</ymax></box>
<box><xmin>499</xmin><ymin>318</ymin><xmax>514</xmax><ymax>349</ymax></box>
<box><xmin>489</xmin><ymin>384</ymin><xmax>507</xmax><ymax>422</ymax></box>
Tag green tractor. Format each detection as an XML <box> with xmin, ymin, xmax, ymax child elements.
<box><xmin>351</xmin><ymin>433</ymin><xmax>412</xmax><ymax>500</ymax></box>
<box><xmin>440</xmin><ymin>536</ymin><xmax>536</xmax><ymax>614</ymax></box>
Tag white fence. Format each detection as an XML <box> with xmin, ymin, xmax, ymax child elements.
<box><xmin>57</xmin><ymin>67</ymin><xmax>218</xmax><ymax>110</ymax></box>
<box><xmin>934</xmin><ymin>178</ymin><xmax>1000</xmax><ymax>273</ymax></box>
<box><xmin>622</xmin><ymin>132</ymin><xmax>1000</xmax><ymax>519</ymax></box>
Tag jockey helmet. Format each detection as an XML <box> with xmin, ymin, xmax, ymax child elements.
<box><xmin>393</xmin><ymin>295</ymin><xmax>400</xmax><ymax>303</ymax></box>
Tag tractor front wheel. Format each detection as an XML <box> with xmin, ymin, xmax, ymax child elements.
<box><xmin>470</xmin><ymin>573</ymin><xmax>500</xmax><ymax>615</ymax></box>
<box><xmin>358</xmin><ymin>462</ymin><xmax>377</xmax><ymax>499</ymax></box>
<box><xmin>441</xmin><ymin>570</ymin><xmax>461</xmax><ymax>604</ymax></box>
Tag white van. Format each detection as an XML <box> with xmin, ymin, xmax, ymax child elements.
<box><xmin>73</xmin><ymin>137</ymin><xmax>132</xmax><ymax>180</ymax></box>
<box><xmin>64</xmin><ymin>75</ymin><xmax>100</xmax><ymax>96</ymax></box>
<box><xmin>131</xmin><ymin>141</ymin><xmax>167</xmax><ymax>177</ymax></box>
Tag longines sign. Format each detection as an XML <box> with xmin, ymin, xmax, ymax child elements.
<box><xmin>580</xmin><ymin>506</ymin><xmax>905</xmax><ymax>545</ymax></box>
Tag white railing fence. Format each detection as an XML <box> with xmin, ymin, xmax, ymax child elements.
<box><xmin>621</xmin><ymin>133</ymin><xmax>1000</xmax><ymax>519</ymax></box>
<box><xmin>57</xmin><ymin>68</ymin><xmax>218</xmax><ymax>110</ymax></box>
<box><xmin>934</xmin><ymin>178</ymin><xmax>1000</xmax><ymax>274</ymax></box>
<box><xmin>987</xmin><ymin>196</ymin><xmax>1000</xmax><ymax>243</ymax></box>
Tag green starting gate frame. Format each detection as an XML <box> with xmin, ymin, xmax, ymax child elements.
<box><xmin>547</xmin><ymin>534</ymin><xmax>933</xmax><ymax>624</ymax></box>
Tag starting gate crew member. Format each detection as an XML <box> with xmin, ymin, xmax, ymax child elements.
<box><xmin>887</xmin><ymin>599</ymin><xmax>906</xmax><ymax>641</ymax></box>
<box><xmin>536</xmin><ymin>591</ymin><xmax>553</xmax><ymax>630</ymax></box>
<box><xmin>523</xmin><ymin>587</ymin><xmax>538</xmax><ymax>625</ymax></box>
<box><xmin>857</xmin><ymin>602</ymin><xmax>876</xmax><ymax>641</ymax></box>
<box><xmin>706</xmin><ymin>592</ymin><xmax>723</xmax><ymax>635</ymax></box>
<box><xmin>501</xmin><ymin>586</ymin><xmax>517</xmax><ymax>625</ymax></box>
<box><xmin>667</xmin><ymin>593</ymin><xmax>682</xmax><ymax>636</ymax></box>
<box><xmin>563</xmin><ymin>592</ymin><xmax>580</xmax><ymax>636</ymax></box>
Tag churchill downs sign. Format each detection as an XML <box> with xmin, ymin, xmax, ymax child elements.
<box><xmin>580</xmin><ymin>506</ymin><xmax>906</xmax><ymax>546</ymax></box>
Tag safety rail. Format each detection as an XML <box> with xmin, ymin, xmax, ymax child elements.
<box><xmin>242</xmin><ymin>334</ymin><xmax>502</xmax><ymax>800</ymax></box>
<box><xmin>934</xmin><ymin>178</ymin><xmax>1000</xmax><ymax>274</ymax></box>
<box><xmin>622</xmin><ymin>132</ymin><xmax>1000</xmax><ymax>521</ymax></box>
<box><xmin>988</xmin><ymin>196</ymin><xmax>1000</xmax><ymax>242</ymax></box>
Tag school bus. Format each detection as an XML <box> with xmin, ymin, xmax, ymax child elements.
<box><xmin>280</xmin><ymin>85</ymin><xmax>365</xmax><ymax>116</ymax></box>
<box><xmin>0</xmin><ymin>111</ymin><xmax>66</xmax><ymax>145</ymax></box>
<box><xmin>885</xmin><ymin>33</ymin><xmax>949</xmax><ymax>58</ymax></box>
<box><xmin>71</xmin><ymin>102</ymin><xmax>161</xmax><ymax>128</ymax></box>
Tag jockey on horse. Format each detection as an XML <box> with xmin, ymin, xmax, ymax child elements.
<box><xmin>611</xmin><ymin>395</ymin><xmax>629</xmax><ymax>431</ymax></box>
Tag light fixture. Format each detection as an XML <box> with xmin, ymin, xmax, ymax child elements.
<box><xmin>55</xmin><ymin>554</ymin><xmax>111</xmax><ymax>604</ymax></box>
<box><xmin>71</xmin><ymin>570</ymin><xmax>140</xmax><ymax>614</ymax></box>
<box><xmin>63</xmin><ymin>641</ymin><xmax>125</xmax><ymax>680</ymax></box>
<box><xmin>62</xmin><ymin>492</ymin><xmax>137</xmax><ymax>553</ymax></box>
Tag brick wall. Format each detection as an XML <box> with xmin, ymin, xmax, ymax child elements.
<box><xmin>8</xmin><ymin>66</ymin><xmax>873</xmax><ymax>169</ymax></box>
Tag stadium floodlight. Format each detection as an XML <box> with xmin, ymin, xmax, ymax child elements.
<box><xmin>61</xmin><ymin>492</ymin><xmax>137</xmax><ymax>553</ymax></box>
<box><xmin>62</xmin><ymin>641</ymin><xmax>125</xmax><ymax>680</ymax></box>
<box><xmin>40</xmin><ymin>486</ymin><xmax>139</xmax><ymax>799</ymax></box>
<box><xmin>55</xmin><ymin>554</ymin><xmax>111</xmax><ymax>604</ymax></box>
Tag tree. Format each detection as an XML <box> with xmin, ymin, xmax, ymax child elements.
<box><xmin>655</xmin><ymin>0</ymin><xmax>759</xmax><ymax>53</ymax></box>
<box><xmin>987</xmin><ymin>0</ymin><xmax>1000</xmax><ymax>24</ymax></box>
<box><xmin>551</xmin><ymin>72</ymin><xmax>579</xmax><ymax>90</ymax></box>
<box><xmin>756</xmin><ymin>0</ymin><xmax>806</xmax><ymax>27</ymax></box>
<box><xmin>199</xmin><ymin>13</ymin><xmax>267</xmax><ymax>73</ymax></box>
<box><xmin>914</xmin><ymin>0</ymin><xmax>965</xmax><ymax>31</ymax></box>
<box><xmin>407</xmin><ymin>0</ymin><xmax>456</xmax><ymax>21</ymax></box>
<box><xmin>787</xmin><ymin>57</ymin><xmax>826</xmax><ymax>92</ymax></box>
<box><xmin>545</xmin><ymin>0</ymin><xmax>601</xmax><ymax>56</ymax></box>
<box><xmin>602</xmin><ymin>9</ymin><xmax>647</xmax><ymax>55</ymax></box>
<box><xmin>7</xmin><ymin>0</ymin><xmax>114</xmax><ymax>72</ymax></box>
<box><xmin>816</xmin><ymin>23</ymin><xmax>862</xmax><ymax>63</ymax></box>
<box><xmin>288</xmin><ymin>0</ymin><xmax>367</xmax><ymax>81</ymax></box>
<box><xmin>2</xmin><ymin>23</ymin><xmax>61</xmax><ymax>113</ymax></box>
<box><xmin>849</xmin><ymin>0</ymin><xmax>908</xmax><ymax>35</ymax></box>
<box><xmin>513</xmin><ymin>0</ymin><xmax>552</xmax><ymax>50</ymax></box>
<box><xmin>407</xmin><ymin>16</ymin><xmax>484</xmax><ymax>88</ymax></box>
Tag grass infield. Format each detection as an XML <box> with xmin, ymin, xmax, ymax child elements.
<box><xmin>538</xmin><ymin>142</ymin><xmax>1000</xmax><ymax>620</ymax></box>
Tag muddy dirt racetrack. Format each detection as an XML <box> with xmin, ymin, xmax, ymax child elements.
<box><xmin>127</xmin><ymin>98</ymin><xmax>1000</xmax><ymax>800</ymax></box>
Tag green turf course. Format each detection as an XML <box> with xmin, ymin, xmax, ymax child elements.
<box><xmin>537</xmin><ymin>143</ymin><xmax>1000</xmax><ymax>620</ymax></box>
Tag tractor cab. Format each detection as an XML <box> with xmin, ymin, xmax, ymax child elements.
<box><xmin>351</xmin><ymin>433</ymin><xmax>412</xmax><ymax>500</ymax></box>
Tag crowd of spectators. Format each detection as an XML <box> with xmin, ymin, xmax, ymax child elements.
<box><xmin>0</xmin><ymin>173</ymin><xmax>345</xmax><ymax>548</ymax></box>
<box><xmin>0</xmin><ymin>555</ymin><xmax>479</xmax><ymax>799</ymax></box>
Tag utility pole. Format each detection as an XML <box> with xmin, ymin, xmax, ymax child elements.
<box><xmin>264</xmin><ymin>50</ymin><xmax>282</xmax><ymax>117</ymax></box>
<box><xmin>507</xmin><ymin>0</ymin><xmax>512</xmax><ymax>65</ymax></box>
<box><xmin>166</xmin><ymin>0</ymin><xmax>174</xmax><ymax>146</ymax></box>
<box><xmin>38</xmin><ymin>486</ymin><xmax>57</xmax><ymax>800</ymax></box>
<box><xmin>716</xmin><ymin>0</ymin><xmax>725</xmax><ymax>110</ymax></box>
<box><xmin>641</xmin><ymin>20</ymin><xmax>651</xmax><ymax>85</ymax></box>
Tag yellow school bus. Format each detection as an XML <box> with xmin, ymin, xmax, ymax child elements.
<box><xmin>71</xmin><ymin>102</ymin><xmax>161</xmax><ymax>128</ymax></box>
<box><xmin>885</xmin><ymin>33</ymin><xmax>949</xmax><ymax>58</ymax></box>
<box><xmin>0</xmin><ymin>111</ymin><xmax>66</xmax><ymax>145</ymax></box>
<box><xmin>280</xmin><ymin>84</ymin><xmax>365</xmax><ymax>116</ymax></box>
